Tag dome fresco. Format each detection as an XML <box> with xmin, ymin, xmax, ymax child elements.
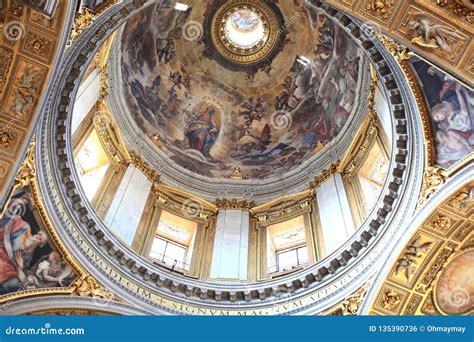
<box><xmin>118</xmin><ymin>1</ymin><xmax>368</xmax><ymax>179</ymax></box>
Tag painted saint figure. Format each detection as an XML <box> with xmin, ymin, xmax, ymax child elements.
<box><xmin>424</xmin><ymin>66</ymin><xmax>474</xmax><ymax>167</ymax></box>
<box><xmin>185</xmin><ymin>106</ymin><xmax>219</xmax><ymax>157</ymax></box>
<box><xmin>0</xmin><ymin>195</ymin><xmax>48</xmax><ymax>294</ymax></box>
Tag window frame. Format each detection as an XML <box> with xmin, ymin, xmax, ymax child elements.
<box><xmin>150</xmin><ymin>235</ymin><xmax>190</xmax><ymax>271</ymax></box>
<box><xmin>273</xmin><ymin>243</ymin><xmax>309</xmax><ymax>273</ymax></box>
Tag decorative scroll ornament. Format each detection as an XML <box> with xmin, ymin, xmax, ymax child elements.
<box><xmin>417</xmin><ymin>166</ymin><xmax>447</xmax><ymax>208</ymax></box>
<box><xmin>310</xmin><ymin>163</ymin><xmax>339</xmax><ymax>188</ymax></box>
<box><xmin>341</xmin><ymin>282</ymin><xmax>370</xmax><ymax>315</ymax></box>
<box><xmin>365</xmin><ymin>0</ymin><xmax>396</xmax><ymax>20</ymax></box>
<box><xmin>378</xmin><ymin>34</ymin><xmax>410</xmax><ymax>62</ymax></box>
<box><xmin>381</xmin><ymin>290</ymin><xmax>402</xmax><ymax>311</ymax></box>
<box><xmin>129</xmin><ymin>151</ymin><xmax>161</xmax><ymax>184</ymax></box>
<box><xmin>71</xmin><ymin>276</ymin><xmax>116</xmax><ymax>302</ymax></box>
<box><xmin>431</xmin><ymin>213</ymin><xmax>451</xmax><ymax>231</ymax></box>
<box><xmin>98</xmin><ymin>67</ymin><xmax>109</xmax><ymax>99</ymax></box>
<box><xmin>367</xmin><ymin>71</ymin><xmax>378</xmax><ymax>113</ymax></box>
<box><xmin>216</xmin><ymin>198</ymin><xmax>255</xmax><ymax>210</ymax></box>
<box><xmin>436</xmin><ymin>0</ymin><xmax>473</xmax><ymax>23</ymax></box>
<box><xmin>68</xmin><ymin>8</ymin><xmax>95</xmax><ymax>45</ymax></box>
<box><xmin>14</xmin><ymin>140</ymin><xmax>36</xmax><ymax>189</ymax></box>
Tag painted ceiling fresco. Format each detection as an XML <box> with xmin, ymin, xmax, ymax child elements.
<box><xmin>411</xmin><ymin>59</ymin><xmax>474</xmax><ymax>169</ymax></box>
<box><xmin>118</xmin><ymin>1</ymin><xmax>366</xmax><ymax>179</ymax></box>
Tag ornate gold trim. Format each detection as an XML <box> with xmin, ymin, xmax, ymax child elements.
<box><xmin>378</xmin><ymin>34</ymin><xmax>411</xmax><ymax>63</ymax></box>
<box><xmin>310</xmin><ymin>163</ymin><xmax>340</xmax><ymax>189</ymax></box>
<box><xmin>68</xmin><ymin>8</ymin><xmax>95</xmax><ymax>45</ymax></box>
<box><xmin>70</xmin><ymin>276</ymin><xmax>118</xmax><ymax>302</ymax></box>
<box><xmin>417</xmin><ymin>166</ymin><xmax>448</xmax><ymax>208</ymax></box>
<box><xmin>320</xmin><ymin>280</ymin><xmax>372</xmax><ymax>316</ymax></box>
<box><xmin>369</xmin><ymin>183</ymin><xmax>474</xmax><ymax>315</ymax></box>
<box><xmin>215</xmin><ymin>198</ymin><xmax>255</xmax><ymax>211</ymax></box>
<box><xmin>68</xmin><ymin>1</ymin><xmax>118</xmax><ymax>45</ymax></box>
<box><xmin>94</xmin><ymin>101</ymin><xmax>131</xmax><ymax>164</ymax></box>
<box><xmin>129</xmin><ymin>151</ymin><xmax>160</xmax><ymax>183</ymax></box>
<box><xmin>13</xmin><ymin>140</ymin><xmax>36</xmax><ymax>190</ymax></box>
<box><xmin>434</xmin><ymin>0</ymin><xmax>473</xmax><ymax>25</ymax></box>
<box><xmin>209</xmin><ymin>0</ymin><xmax>280</xmax><ymax>66</ymax></box>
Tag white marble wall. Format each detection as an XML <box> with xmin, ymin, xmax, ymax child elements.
<box><xmin>376</xmin><ymin>82</ymin><xmax>393</xmax><ymax>141</ymax></box>
<box><xmin>103</xmin><ymin>165</ymin><xmax>152</xmax><ymax>245</ymax></box>
<box><xmin>210</xmin><ymin>210</ymin><xmax>249</xmax><ymax>280</ymax></box>
<box><xmin>316</xmin><ymin>173</ymin><xmax>355</xmax><ymax>255</ymax></box>
<box><xmin>72</xmin><ymin>69</ymin><xmax>100</xmax><ymax>134</ymax></box>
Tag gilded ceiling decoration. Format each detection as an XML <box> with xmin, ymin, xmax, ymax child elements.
<box><xmin>0</xmin><ymin>1</ymin><xmax>73</xmax><ymax>204</ymax></box>
<box><xmin>15</xmin><ymin>0</ymin><xmax>58</xmax><ymax>18</ymax></box>
<box><xmin>369</xmin><ymin>184</ymin><xmax>474</xmax><ymax>315</ymax></box>
<box><xmin>324</xmin><ymin>0</ymin><xmax>474</xmax><ymax>85</ymax></box>
<box><xmin>116</xmin><ymin>0</ymin><xmax>368</xmax><ymax>179</ymax></box>
<box><xmin>204</xmin><ymin>0</ymin><xmax>284</xmax><ymax>70</ymax></box>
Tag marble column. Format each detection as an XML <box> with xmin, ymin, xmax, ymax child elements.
<box><xmin>71</xmin><ymin>68</ymin><xmax>100</xmax><ymax>135</ymax></box>
<box><xmin>376</xmin><ymin>83</ymin><xmax>393</xmax><ymax>147</ymax></box>
<box><xmin>210</xmin><ymin>210</ymin><xmax>249</xmax><ymax>280</ymax></box>
<box><xmin>316</xmin><ymin>173</ymin><xmax>355</xmax><ymax>255</ymax></box>
<box><xmin>103</xmin><ymin>165</ymin><xmax>152</xmax><ymax>245</ymax></box>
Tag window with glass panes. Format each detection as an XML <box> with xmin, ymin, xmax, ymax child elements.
<box><xmin>275</xmin><ymin>245</ymin><xmax>308</xmax><ymax>272</ymax></box>
<box><xmin>149</xmin><ymin>236</ymin><xmax>189</xmax><ymax>270</ymax></box>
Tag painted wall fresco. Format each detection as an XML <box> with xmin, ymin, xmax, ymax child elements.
<box><xmin>119</xmin><ymin>2</ymin><xmax>365</xmax><ymax>179</ymax></box>
<box><xmin>435</xmin><ymin>250</ymin><xmax>473</xmax><ymax>315</ymax></box>
<box><xmin>0</xmin><ymin>187</ymin><xmax>75</xmax><ymax>295</ymax></box>
<box><xmin>411</xmin><ymin>59</ymin><xmax>474</xmax><ymax>168</ymax></box>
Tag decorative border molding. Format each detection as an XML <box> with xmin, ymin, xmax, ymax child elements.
<box><xmin>2</xmin><ymin>295</ymin><xmax>151</xmax><ymax>316</ymax></box>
